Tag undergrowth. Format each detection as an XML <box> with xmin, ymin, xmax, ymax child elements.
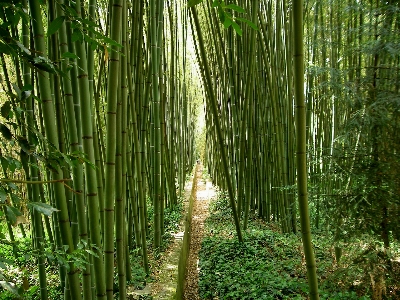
<box><xmin>198</xmin><ymin>191</ymin><xmax>399</xmax><ymax>299</ymax></box>
<box><xmin>0</xmin><ymin>197</ymin><xmax>185</xmax><ymax>299</ymax></box>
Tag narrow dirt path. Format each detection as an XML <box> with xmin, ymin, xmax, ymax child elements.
<box><xmin>183</xmin><ymin>166</ymin><xmax>215</xmax><ymax>300</ymax></box>
<box><xmin>149</xmin><ymin>173</ymin><xmax>194</xmax><ymax>300</ymax></box>
<box><xmin>128</xmin><ymin>165</ymin><xmax>214</xmax><ymax>300</ymax></box>
<box><xmin>127</xmin><ymin>172</ymin><xmax>194</xmax><ymax>300</ymax></box>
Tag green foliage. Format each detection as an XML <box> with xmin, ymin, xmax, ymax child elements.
<box><xmin>0</xmin><ymin>236</ymin><xmax>102</xmax><ymax>299</ymax></box>
<box><xmin>26</xmin><ymin>202</ymin><xmax>58</xmax><ymax>217</ymax></box>
<box><xmin>198</xmin><ymin>193</ymin><xmax>383</xmax><ymax>299</ymax></box>
<box><xmin>187</xmin><ymin>0</ymin><xmax>258</xmax><ymax>35</ymax></box>
<box><xmin>147</xmin><ymin>196</ymin><xmax>184</xmax><ymax>251</ymax></box>
<box><xmin>188</xmin><ymin>0</ymin><xmax>203</xmax><ymax>7</ymax></box>
<box><xmin>199</xmin><ymin>232</ymin><xmax>309</xmax><ymax>299</ymax></box>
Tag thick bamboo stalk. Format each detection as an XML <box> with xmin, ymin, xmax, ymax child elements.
<box><xmin>28</xmin><ymin>0</ymin><xmax>82</xmax><ymax>298</ymax></box>
<box><xmin>293</xmin><ymin>0</ymin><xmax>320</xmax><ymax>298</ymax></box>
<box><xmin>190</xmin><ymin>6</ymin><xmax>243</xmax><ymax>243</ymax></box>
<box><xmin>103</xmin><ymin>0</ymin><xmax>123</xmax><ymax>297</ymax></box>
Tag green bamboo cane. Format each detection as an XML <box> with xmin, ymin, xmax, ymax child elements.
<box><xmin>127</xmin><ymin>43</ymin><xmax>150</xmax><ymax>274</ymax></box>
<box><xmin>55</xmin><ymin>1</ymin><xmax>93</xmax><ymax>298</ymax></box>
<box><xmin>115</xmin><ymin>1</ymin><xmax>127</xmax><ymax>296</ymax></box>
<box><xmin>69</xmin><ymin>0</ymin><xmax>109</xmax><ymax>298</ymax></box>
<box><xmin>103</xmin><ymin>0</ymin><xmax>123</xmax><ymax>297</ymax></box>
<box><xmin>18</xmin><ymin>3</ymin><xmax>48</xmax><ymax>296</ymax></box>
<box><xmin>190</xmin><ymin>6</ymin><xmax>243</xmax><ymax>242</ymax></box>
<box><xmin>150</xmin><ymin>0</ymin><xmax>163</xmax><ymax>249</ymax></box>
<box><xmin>293</xmin><ymin>0</ymin><xmax>320</xmax><ymax>298</ymax></box>
<box><xmin>27</xmin><ymin>0</ymin><xmax>82</xmax><ymax>298</ymax></box>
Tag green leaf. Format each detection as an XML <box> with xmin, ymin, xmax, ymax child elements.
<box><xmin>0</xmin><ymin>257</ymin><xmax>13</xmax><ymax>269</ymax></box>
<box><xmin>0</xmin><ymin>124</ymin><xmax>13</xmax><ymax>140</ymax></box>
<box><xmin>20</xmin><ymin>150</ymin><xmax>29</xmax><ymax>171</ymax></box>
<box><xmin>81</xmin><ymin>18</ymin><xmax>98</xmax><ymax>28</ymax></box>
<box><xmin>0</xmin><ymin>42</ymin><xmax>12</xmax><ymax>55</ymax></box>
<box><xmin>237</xmin><ymin>17</ymin><xmax>259</xmax><ymax>31</ymax></box>
<box><xmin>101</xmin><ymin>36</ymin><xmax>122</xmax><ymax>48</ymax></box>
<box><xmin>0</xmin><ymin>187</ymin><xmax>7</xmax><ymax>204</ymax></box>
<box><xmin>10</xmin><ymin>193</ymin><xmax>20</xmax><ymax>204</ymax></box>
<box><xmin>21</xmin><ymin>84</ymin><xmax>33</xmax><ymax>92</ymax></box>
<box><xmin>48</xmin><ymin>16</ymin><xmax>65</xmax><ymax>36</ymax></box>
<box><xmin>17</xmin><ymin>136</ymin><xmax>31</xmax><ymax>153</ymax></box>
<box><xmin>27</xmin><ymin>202</ymin><xmax>59</xmax><ymax>216</ymax></box>
<box><xmin>0</xmin><ymin>157</ymin><xmax>8</xmax><ymax>173</ymax></box>
<box><xmin>212</xmin><ymin>0</ymin><xmax>219</xmax><ymax>7</ymax></box>
<box><xmin>217</xmin><ymin>6</ymin><xmax>226</xmax><ymax>23</ymax></box>
<box><xmin>21</xmin><ymin>90</ymin><xmax>31</xmax><ymax>102</ymax></box>
<box><xmin>1</xmin><ymin>101</ymin><xmax>12</xmax><ymax>119</ymax></box>
<box><xmin>0</xmin><ymin>281</ymin><xmax>21</xmax><ymax>298</ymax></box>
<box><xmin>32</xmin><ymin>95</ymin><xmax>42</xmax><ymax>103</ymax></box>
<box><xmin>231</xmin><ymin>21</ymin><xmax>242</xmax><ymax>36</ymax></box>
<box><xmin>61</xmin><ymin>52</ymin><xmax>79</xmax><ymax>59</ymax></box>
<box><xmin>16</xmin><ymin>41</ymin><xmax>31</xmax><ymax>55</ymax></box>
<box><xmin>188</xmin><ymin>0</ymin><xmax>204</xmax><ymax>7</ymax></box>
<box><xmin>31</xmin><ymin>58</ymin><xmax>57</xmax><ymax>74</ymax></box>
<box><xmin>6</xmin><ymin>182</ymin><xmax>17</xmax><ymax>191</ymax></box>
<box><xmin>225</xmin><ymin>4</ymin><xmax>245</xmax><ymax>13</ymax></box>
<box><xmin>6</xmin><ymin>206</ymin><xmax>22</xmax><ymax>226</ymax></box>
<box><xmin>71</xmin><ymin>29</ymin><xmax>83</xmax><ymax>43</ymax></box>
<box><xmin>86</xmin><ymin>249</ymin><xmax>99</xmax><ymax>258</ymax></box>
<box><xmin>223</xmin><ymin>18</ymin><xmax>232</xmax><ymax>29</ymax></box>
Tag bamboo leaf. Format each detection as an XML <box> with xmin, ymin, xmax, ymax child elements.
<box><xmin>86</xmin><ymin>249</ymin><xmax>99</xmax><ymax>258</ymax></box>
<box><xmin>71</xmin><ymin>29</ymin><xmax>83</xmax><ymax>43</ymax></box>
<box><xmin>188</xmin><ymin>0</ymin><xmax>204</xmax><ymax>7</ymax></box>
<box><xmin>17</xmin><ymin>136</ymin><xmax>31</xmax><ymax>153</ymax></box>
<box><xmin>10</xmin><ymin>193</ymin><xmax>20</xmax><ymax>204</ymax></box>
<box><xmin>0</xmin><ymin>187</ymin><xmax>6</xmax><ymax>203</ymax></box>
<box><xmin>1</xmin><ymin>102</ymin><xmax>11</xmax><ymax>119</ymax></box>
<box><xmin>6</xmin><ymin>182</ymin><xmax>17</xmax><ymax>191</ymax></box>
<box><xmin>0</xmin><ymin>124</ymin><xmax>12</xmax><ymax>140</ymax></box>
<box><xmin>231</xmin><ymin>21</ymin><xmax>242</xmax><ymax>36</ymax></box>
<box><xmin>0</xmin><ymin>42</ymin><xmax>12</xmax><ymax>55</ymax></box>
<box><xmin>225</xmin><ymin>4</ymin><xmax>245</xmax><ymax>13</ymax></box>
<box><xmin>21</xmin><ymin>90</ymin><xmax>31</xmax><ymax>102</ymax></box>
<box><xmin>101</xmin><ymin>36</ymin><xmax>122</xmax><ymax>48</ymax></box>
<box><xmin>0</xmin><ymin>281</ymin><xmax>21</xmax><ymax>298</ymax></box>
<box><xmin>0</xmin><ymin>257</ymin><xmax>13</xmax><ymax>269</ymax></box>
<box><xmin>48</xmin><ymin>16</ymin><xmax>65</xmax><ymax>36</ymax></box>
<box><xmin>61</xmin><ymin>52</ymin><xmax>79</xmax><ymax>59</ymax></box>
<box><xmin>237</xmin><ymin>17</ymin><xmax>259</xmax><ymax>31</ymax></box>
<box><xmin>217</xmin><ymin>6</ymin><xmax>225</xmax><ymax>23</ymax></box>
<box><xmin>223</xmin><ymin>17</ymin><xmax>232</xmax><ymax>29</ymax></box>
<box><xmin>27</xmin><ymin>202</ymin><xmax>59</xmax><ymax>216</ymax></box>
<box><xmin>6</xmin><ymin>206</ymin><xmax>22</xmax><ymax>226</ymax></box>
<box><xmin>81</xmin><ymin>18</ymin><xmax>98</xmax><ymax>28</ymax></box>
<box><xmin>31</xmin><ymin>57</ymin><xmax>57</xmax><ymax>74</ymax></box>
<box><xmin>15</xmin><ymin>41</ymin><xmax>31</xmax><ymax>55</ymax></box>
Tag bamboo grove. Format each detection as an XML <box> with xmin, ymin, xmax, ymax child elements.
<box><xmin>1</xmin><ymin>0</ymin><xmax>400</xmax><ymax>299</ymax></box>
<box><xmin>0</xmin><ymin>0</ymin><xmax>200</xmax><ymax>299</ymax></box>
<box><xmin>193</xmin><ymin>0</ymin><xmax>399</xmax><ymax>297</ymax></box>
